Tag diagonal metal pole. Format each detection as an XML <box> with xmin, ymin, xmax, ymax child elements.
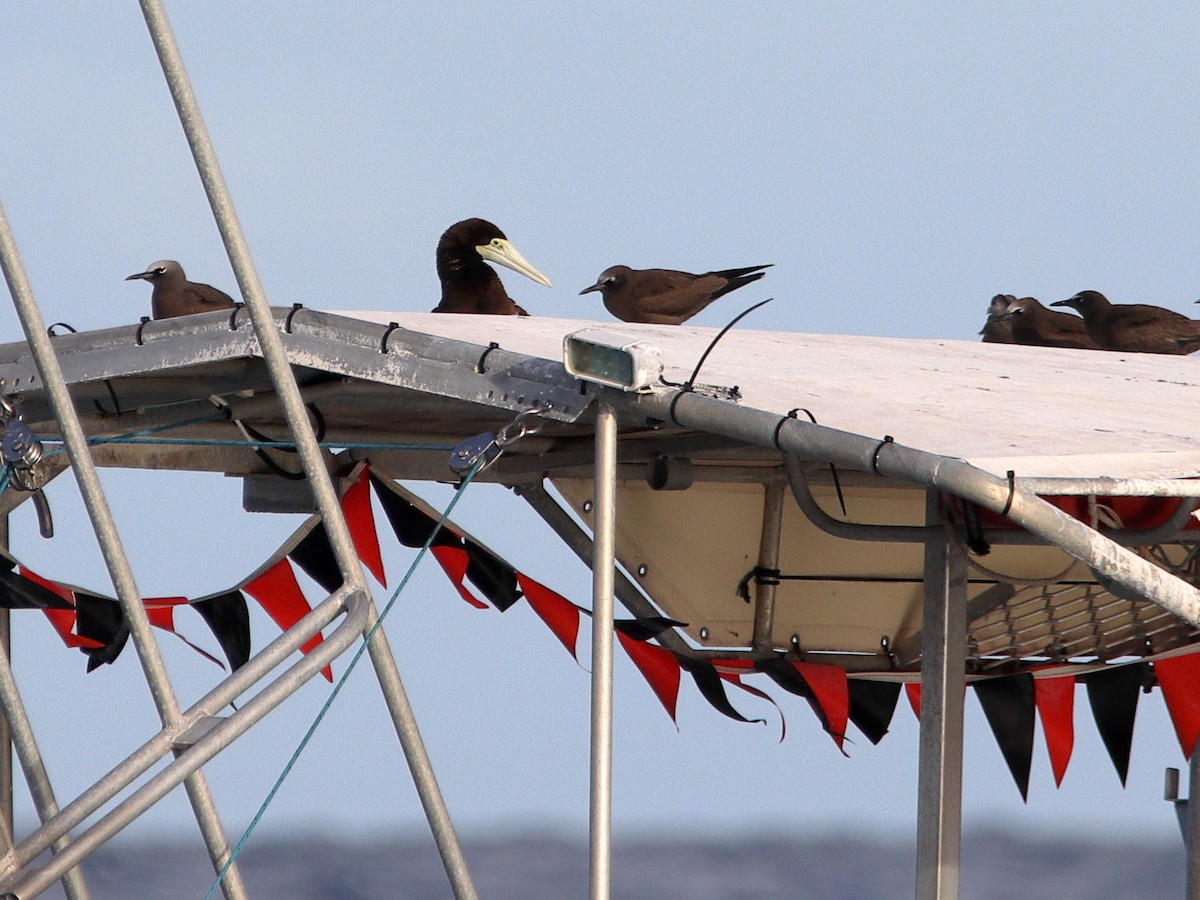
<box><xmin>0</xmin><ymin>200</ymin><xmax>245</xmax><ymax>896</ymax></box>
<box><xmin>136</xmin><ymin>4</ymin><xmax>477</xmax><ymax>896</ymax></box>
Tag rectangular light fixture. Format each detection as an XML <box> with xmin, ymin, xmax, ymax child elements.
<box><xmin>563</xmin><ymin>329</ymin><xmax>664</xmax><ymax>392</ymax></box>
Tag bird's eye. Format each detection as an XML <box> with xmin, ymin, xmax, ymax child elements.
<box><xmin>154</xmin><ymin>267</ymin><xmax>166</xmax><ymax>276</ymax></box>
<box><xmin>491</xmin><ymin>239</ymin><xmax>503</xmax><ymax>248</ymax></box>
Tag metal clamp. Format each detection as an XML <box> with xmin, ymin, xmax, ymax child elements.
<box><xmin>448</xmin><ymin>408</ymin><xmax>546</xmax><ymax>477</ymax></box>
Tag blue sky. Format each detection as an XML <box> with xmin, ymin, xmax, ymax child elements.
<box><xmin>1</xmin><ymin>2</ymin><xmax>1199</xmax><ymax>855</ymax></box>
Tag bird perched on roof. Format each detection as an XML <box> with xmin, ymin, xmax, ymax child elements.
<box><xmin>579</xmin><ymin>264</ymin><xmax>772</xmax><ymax>325</ymax></box>
<box><xmin>125</xmin><ymin>260</ymin><xmax>236</xmax><ymax>320</ymax></box>
<box><xmin>1002</xmin><ymin>296</ymin><xmax>1099</xmax><ymax>350</ymax></box>
<box><xmin>979</xmin><ymin>294</ymin><xmax>1017</xmax><ymax>343</ymax></box>
<box><xmin>1050</xmin><ymin>290</ymin><xmax>1200</xmax><ymax>354</ymax></box>
<box><xmin>433</xmin><ymin>218</ymin><xmax>552</xmax><ymax>315</ymax></box>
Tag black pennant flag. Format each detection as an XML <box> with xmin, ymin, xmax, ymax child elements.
<box><xmin>74</xmin><ymin>592</ymin><xmax>129</xmax><ymax>672</ymax></box>
<box><xmin>289</xmin><ymin>523</ymin><xmax>343</xmax><ymax>594</ymax></box>
<box><xmin>462</xmin><ymin>540</ymin><xmax>521</xmax><ymax>611</ymax></box>
<box><xmin>0</xmin><ymin>560</ymin><xmax>73</xmax><ymax>610</ymax></box>
<box><xmin>848</xmin><ymin>680</ymin><xmax>901</xmax><ymax>745</ymax></box>
<box><xmin>370</xmin><ymin>474</ymin><xmax>458</xmax><ymax>548</ymax></box>
<box><xmin>1083</xmin><ymin>663</ymin><xmax>1145</xmax><ymax>786</ymax></box>
<box><xmin>974</xmin><ymin>674</ymin><xmax>1035</xmax><ymax>801</ymax></box>
<box><xmin>681</xmin><ymin>658</ymin><xmax>766</xmax><ymax>726</ymax></box>
<box><xmin>192</xmin><ymin>590</ymin><xmax>252</xmax><ymax>672</ymax></box>
<box><xmin>613</xmin><ymin>616</ymin><xmax>688</xmax><ymax>643</ymax></box>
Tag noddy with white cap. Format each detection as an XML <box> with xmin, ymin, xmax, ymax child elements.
<box><xmin>125</xmin><ymin>260</ymin><xmax>236</xmax><ymax>320</ymax></box>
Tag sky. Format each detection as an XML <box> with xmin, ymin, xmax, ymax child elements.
<box><xmin>1</xmin><ymin>0</ymin><xmax>1199</xmax><ymax>874</ymax></box>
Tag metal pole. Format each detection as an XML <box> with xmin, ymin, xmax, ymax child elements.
<box><xmin>136</xmin><ymin>5</ymin><xmax>477</xmax><ymax>895</ymax></box>
<box><xmin>0</xmin><ymin>514</ymin><xmax>11</xmax><ymax>853</ymax></box>
<box><xmin>915</xmin><ymin>490</ymin><xmax>966</xmax><ymax>900</ymax></box>
<box><xmin>0</xmin><ymin>197</ymin><xmax>245</xmax><ymax>896</ymax></box>
<box><xmin>751</xmin><ymin>483</ymin><xmax>784</xmax><ymax>650</ymax></box>
<box><xmin>1188</xmin><ymin>751</ymin><xmax>1200</xmax><ymax>898</ymax></box>
<box><xmin>590</xmin><ymin>405</ymin><xmax>617</xmax><ymax>900</ymax></box>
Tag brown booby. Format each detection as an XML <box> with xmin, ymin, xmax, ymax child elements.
<box><xmin>433</xmin><ymin>218</ymin><xmax>552</xmax><ymax>315</ymax></box>
<box><xmin>125</xmin><ymin>260</ymin><xmax>236</xmax><ymax>320</ymax></box>
<box><xmin>579</xmin><ymin>264</ymin><xmax>771</xmax><ymax>325</ymax></box>
<box><xmin>979</xmin><ymin>294</ymin><xmax>1016</xmax><ymax>343</ymax></box>
<box><xmin>1002</xmin><ymin>296</ymin><xmax>1099</xmax><ymax>350</ymax></box>
<box><xmin>1050</xmin><ymin>290</ymin><xmax>1200</xmax><ymax>354</ymax></box>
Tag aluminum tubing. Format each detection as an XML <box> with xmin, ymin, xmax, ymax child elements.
<box><xmin>634</xmin><ymin>389</ymin><xmax>1200</xmax><ymax>627</ymax></box>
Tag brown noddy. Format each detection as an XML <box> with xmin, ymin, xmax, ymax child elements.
<box><xmin>1050</xmin><ymin>290</ymin><xmax>1200</xmax><ymax>354</ymax></box>
<box><xmin>1002</xmin><ymin>296</ymin><xmax>1099</xmax><ymax>350</ymax></box>
<box><xmin>579</xmin><ymin>263</ymin><xmax>771</xmax><ymax>325</ymax></box>
<box><xmin>979</xmin><ymin>294</ymin><xmax>1017</xmax><ymax>343</ymax></box>
<box><xmin>433</xmin><ymin>218</ymin><xmax>552</xmax><ymax>315</ymax></box>
<box><xmin>125</xmin><ymin>260</ymin><xmax>236</xmax><ymax>320</ymax></box>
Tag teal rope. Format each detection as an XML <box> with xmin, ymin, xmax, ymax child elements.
<box><xmin>205</xmin><ymin>464</ymin><xmax>482</xmax><ymax>899</ymax></box>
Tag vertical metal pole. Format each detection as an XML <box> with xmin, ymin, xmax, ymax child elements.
<box><xmin>1188</xmin><ymin>750</ymin><xmax>1200</xmax><ymax>898</ymax></box>
<box><xmin>590</xmin><ymin>405</ymin><xmax>617</xmax><ymax>900</ymax></box>
<box><xmin>136</xmin><ymin>5</ymin><xmax>478</xmax><ymax>896</ymax></box>
<box><xmin>0</xmin><ymin>514</ymin><xmax>11</xmax><ymax>852</ymax></box>
<box><xmin>915</xmin><ymin>490</ymin><xmax>966</xmax><ymax>900</ymax></box>
<box><xmin>0</xmin><ymin>196</ymin><xmax>243</xmax><ymax>896</ymax></box>
<box><xmin>751</xmin><ymin>483</ymin><xmax>785</xmax><ymax>650</ymax></box>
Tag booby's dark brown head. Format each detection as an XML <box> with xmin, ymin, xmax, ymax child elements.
<box><xmin>433</xmin><ymin>218</ymin><xmax>551</xmax><ymax>316</ymax></box>
<box><xmin>579</xmin><ymin>263</ymin><xmax>771</xmax><ymax>325</ymax></box>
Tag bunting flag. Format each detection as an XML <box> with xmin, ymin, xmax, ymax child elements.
<box><xmin>1154</xmin><ymin>652</ymin><xmax>1200</xmax><ymax>759</ymax></box>
<box><xmin>242</xmin><ymin>558</ymin><xmax>332</xmax><ymax>683</ymax></box>
<box><xmin>793</xmin><ymin>661</ymin><xmax>850</xmax><ymax>753</ymax></box>
<box><xmin>847</xmin><ymin>680</ymin><xmax>900</xmax><ymax>745</ymax></box>
<box><xmin>1033</xmin><ymin>675</ymin><xmax>1074</xmax><ymax>787</ymax></box>
<box><xmin>2</xmin><ymin>461</ymin><xmax>1196</xmax><ymax>785</ymax></box>
<box><xmin>616</xmin><ymin>630</ymin><xmax>681</xmax><ymax>724</ymax></box>
<box><xmin>191</xmin><ymin>590</ymin><xmax>252</xmax><ymax>672</ymax></box>
<box><xmin>516</xmin><ymin>573</ymin><xmax>582</xmax><ymax>659</ymax></box>
<box><xmin>974</xmin><ymin>674</ymin><xmax>1035</xmax><ymax>800</ymax></box>
<box><xmin>905</xmin><ymin>682</ymin><xmax>921</xmax><ymax>719</ymax></box>
<box><xmin>1082</xmin><ymin>663</ymin><xmax>1146</xmax><ymax>786</ymax></box>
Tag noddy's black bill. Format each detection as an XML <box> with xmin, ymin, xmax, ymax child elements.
<box><xmin>126</xmin><ymin>259</ymin><xmax>235</xmax><ymax>320</ymax></box>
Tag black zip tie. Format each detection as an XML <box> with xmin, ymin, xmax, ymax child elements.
<box><xmin>1000</xmin><ymin>469</ymin><xmax>1016</xmax><ymax>518</ymax></box>
<box><xmin>870</xmin><ymin>435</ymin><xmax>894</xmax><ymax>475</ymax></box>
<box><xmin>962</xmin><ymin>501</ymin><xmax>990</xmax><ymax>556</ymax></box>
<box><xmin>228</xmin><ymin>303</ymin><xmax>246</xmax><ymax>331</ymax></box>
<box><xmin>771</xmin><ymin>409</ymin><xmax>798</xmax><ymax>450</ymax></box>
<box><xmin>736</xmin><ymin>566</ymin><xmax>782</xmax><ymax>602</ymax></box>
<box><xmin>380</xmin><ymin>321</ymin><xmax>400</xmax><ymax>354</ymax></box>
<box><xmin>46</xmin><ymin>322</ymin><xmax>77</xmax><ymax>336</ymax></box>
<box><xmin>135</xmin><ymin>316</ymin><xmax>151</xmax><ymax>346</ymax></box>
<box><xmin>476</xmin><ymin>341</ymin><xmax>501</xmax><ymax>373</ymax></box>
<box><xmin>284</xmin><ymin>303</ymin><xmax>304</xmax><ymax>333</ymax></box>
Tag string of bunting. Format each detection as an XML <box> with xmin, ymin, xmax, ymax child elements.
<box><xmin>1</xmin><ymin>463</ymin><xmax>1199</xmax><ymax>799</ymax></box>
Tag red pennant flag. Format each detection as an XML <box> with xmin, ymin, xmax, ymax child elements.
<box><xmin>144</xmin><ymin>596</ymin><xmax>188</xmax><ymax>632</ymax></box>
<box><xmin>1033</xmin><ymin>675</ymin><xmax>1075</xmax><ymax>787</ymax></box>
<box><xmin>342</xmin><ymin>466</ymin><xmax>386</xmax><ymax>587</ymax></box>
<box><xmin>243</xmin><ymin>559</ymin><xmax>331</xmax><ymax>682</ymax></box>
<box><xmin>794</xmin><ymin>661</ymin><xmax>850</xmax><ymax>753</ymax></box>
<box><xmin>19</xmin><ymin>567</ymin><xmax>103</xmax><ymax>650</ymax></box>
<box><xmin>429</xmin><ymin>545</ymin><xmax>488</xmax><ymax>609</ymax></box>
<box><xmin>905</xmin><ymin>682</ymin><xmax>921</xmax><ymax>719</ymax></box>
<box><xmin>1156</xmin><ymin>653</ymin><xmax>1200</xmax><ymax>759</ymax></box>
<box><xmin>515</xmin><ymin>573</ymin><xmax>581</xmax><ymax>659</ymax></box>
<box><xmin>617</xmin><ymin>630</ymin><xmax>681</xmax><ymax>724</ymax></box>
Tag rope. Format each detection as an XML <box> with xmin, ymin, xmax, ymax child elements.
<box><xmin>205</xmin><ymin>460</ymin><xmax>484</xmax><ymax>899</ymax></box>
